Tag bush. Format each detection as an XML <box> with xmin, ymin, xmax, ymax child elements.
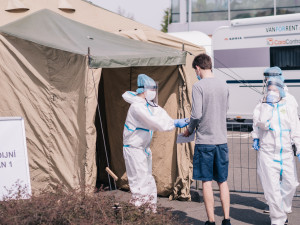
<box><xmin>0</xmin><ymin>185</ymin><xmax>183</xmax><ymax>225</ymax></box>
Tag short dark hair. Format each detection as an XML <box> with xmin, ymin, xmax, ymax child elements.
<box><xmin>192</xmin><ymin>53</ymin><xmax>212</xmax><ymax>70</ymax></box>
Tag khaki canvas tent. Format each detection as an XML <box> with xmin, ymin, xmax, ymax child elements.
<box><xmin>0</xmin><ymin>0</ymin><xmax>205</xmax><ymax>200</ymax></box>
<box><xmin>0</xmin><ymin>8</ymin><xmax>188</xmax><ymax>195</ymax></box>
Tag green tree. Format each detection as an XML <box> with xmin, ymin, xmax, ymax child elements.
<box><xmin>160</xmin><ymin>8</ymin><xmax>171</xmax><ymax>33</ymax></box>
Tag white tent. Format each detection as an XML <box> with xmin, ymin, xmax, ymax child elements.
<box><xmin>168</xmin><ymin>31</ymin><xmax>212</xmax><ymax>56</ymax></box>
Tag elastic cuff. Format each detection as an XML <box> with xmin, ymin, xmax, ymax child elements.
<box><xmin>187</xmin><ymin>126</ymin><xmax>194</xmax><ymax>134</ymax></box>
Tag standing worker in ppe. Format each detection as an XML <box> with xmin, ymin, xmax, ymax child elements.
<box><xmin>252</xmin><ymin>76</ymin><xmax>300</xmax><ymax>225</ymax></box>
<box><xmin>252</xmin><ymin>67</ymin><xmax>299</xmax><ymax>214</ymax></box>
<box><xmin>122</xmin><ymin>74</ymin><xmax>189</xmax><ymax>212</ymax></box>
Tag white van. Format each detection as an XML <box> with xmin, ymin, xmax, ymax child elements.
<box><xmin>213</xmin><ymin>13</ymin><xmax>300</xmax><ymax>120</ymax></box>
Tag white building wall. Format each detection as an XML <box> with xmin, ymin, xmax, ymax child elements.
<box><xmin>169</xmin><ymin>0</ymin><xmax>230</xmax><ymax>35</ymax></box>
<box><xmin>168</xmin><ymin>20</ymin><xmax>230</xmax><ymax>35</ymax></box>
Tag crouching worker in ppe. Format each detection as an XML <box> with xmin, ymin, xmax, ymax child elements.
<box><xmin>122</xmin><ymin>74</ymin><xmax>189</xmax><ymax>212</ymax></box>
<box><xmin>252</xmin><ymin>76</ymin><xmax>300</xmax><ymax>225</ymax></box>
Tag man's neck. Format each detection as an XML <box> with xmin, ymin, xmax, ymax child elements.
<box><xmin>201</xmin><ymin>70</ymin><xmax>214</xmax><ymax>79</ymax></box>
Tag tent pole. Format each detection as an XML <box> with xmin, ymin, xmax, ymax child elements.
<box><xmin>88</xmin><ymin>49</ymin><xmax>116</xmax><ymax>191</ymax></box>
<box><xmin>91</xmin><ymin>69</ymin><xmax>116</xmax><ymax>191</ymax></box>
<box><xmin>88</xmin><ymin>47</ymin><xmax>91</xmax><ymax>65</ymax></box>
<box><xmin>129</xmin><ymin>67</ymin><xmax>132</xmax><ymax>91</ymax></box>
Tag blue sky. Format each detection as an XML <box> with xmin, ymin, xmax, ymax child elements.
<box><xmin>89</xmin><ymin>0</ymin><xmax>171</xmax><ymax>30</ymax></box>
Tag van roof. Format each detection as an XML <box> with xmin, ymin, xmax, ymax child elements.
<box><xmin>231</xmin><ymin>13</ymin><xmax>300</xmax><ymax>27</ymax></box>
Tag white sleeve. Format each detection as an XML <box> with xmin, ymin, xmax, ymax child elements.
<box><xmin>251</xmin><ymin>103</ymin><xmax>260</xmax><ymax>139</ymax></box>
<box><xmin>132</xmin><ymin>103</ymin><xmax>175</xmax><ymax>132</ymax></box>
<box><xmin>287</xmin><ymin>93</ymin><xmax>299</xmax><ymax>108</ymax></box>
<box><xmin>288</xmin><ymin>104</ymin><xmax>300</xmax><ymax>155</ymax></box>
<box><xmin>251</xmin><ymin>126</ymin><xmax>259</xmax><ymax>139</ymax></box>
<box><xmin>252</xmin><ymin>103</ymin><xmax>273</xmax><ymax>131</ymax></box>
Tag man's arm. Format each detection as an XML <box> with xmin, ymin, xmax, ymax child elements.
<box><xmin>183</xmin><ymin>85</ymin><xmax>203</xmax><ymax>136</ymax></box>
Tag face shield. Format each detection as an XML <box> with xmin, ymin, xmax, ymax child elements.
<box><xmin>263</xmin><ymin>67</ymin><xmax>283</xmax><ymax>95</ymax></box>
<box><xmin>144</xmin><ymin>82</ymin><xmax>158</xmax><ymax>107</ymax></box>
<box><xmin>263</xmin><ymin>78</ymin><xmax>285</xmax><ymax>104</ymax></box>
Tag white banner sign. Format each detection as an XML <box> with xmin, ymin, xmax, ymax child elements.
<box><xmin>0</xmin><ymin>117</ymin><xmax>31</xmax><ymax>200</ymax></box>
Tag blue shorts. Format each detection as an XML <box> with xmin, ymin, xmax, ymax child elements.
<box><xmin>193</xmin><ymin>144</ymin><xmax>229</xmax><ymax>183</ymax></box>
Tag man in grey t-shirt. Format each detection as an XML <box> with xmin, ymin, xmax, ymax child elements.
<box><xmin>183</xmin><ymin>53</ymin><xmax>231</xmax><ymax>225</ymax></box>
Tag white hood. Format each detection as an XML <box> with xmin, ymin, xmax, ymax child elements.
<box><xmin>122</xmin><ymin>91</ymin><xmax>146</xmax><ymax>105</ymax></box>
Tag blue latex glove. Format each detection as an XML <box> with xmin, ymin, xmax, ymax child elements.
<box><xmin>297</xmin><ymin>154</ymin><xmax>300</xmax><ymax>162</ymax></box>
<box><xmin>174</xmin><ymin>118</ymin><xmax>189</xmax><ymax>128</ymax></box>
<box><xmin>252</xmin><ymin>139</ymin><xmax>260</xmax><ymax>151</ymax></box>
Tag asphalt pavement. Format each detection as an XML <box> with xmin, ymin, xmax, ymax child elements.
<box><xmin>105</xmin><ymin>130</ymin><xmax>300</xmax><ymax>224</ymax></box>
<box><xmin>107</xmin><ymin>187</ymin><xmax>300</xmax><ymax>225</ymax></box>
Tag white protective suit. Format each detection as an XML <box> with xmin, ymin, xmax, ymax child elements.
<box><xmin>252</xmin><ymin>97</ymin><xmax>300</xmax><ymax>225</ymax></box>
<box><xmin>252</xmin><ymin>90</ymin><xmax>298</xmax><ymax>139</ymax></box>
<box><xmin>122</xmin><ymin>91</ymin><xmax>175</xmax><ymax>210</ymax></box>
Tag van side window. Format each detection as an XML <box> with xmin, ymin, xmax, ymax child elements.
<box><xmin>270</xmin><ymin>45</ymin><xmax>300</xmax><ymax>70</ymax></box>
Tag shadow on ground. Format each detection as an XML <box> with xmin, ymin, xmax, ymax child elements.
<box><xmin>229</xmin><ymin>193</ymin><xmax>266</xmax><ymax>209</ymax></box>
<box><xmin>191</xmin><ymin>189</ymin><xmax>203</xmax><ymax>203</ymax></box>
<box><xmin>215</xmin><ymin>206</ymin><xmax>269</xmax><ymax>225</ymax></box>
<box><xmin>214</xmin><ymin>193</ymin><xmax>269</xmax><ymax>225</ymax></box>
<box><xmin>172</xmin><ymin>210</ymin><xmax>205</xmax><ymax>225</ymax></box>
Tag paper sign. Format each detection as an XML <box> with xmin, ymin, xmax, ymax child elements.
<box><xmin>0</xmin><ymin>117</ymin><xmax>31</xmax><ymax>200</ymax></box>
<box><xmin>176</xmin><ymin>131</ymin><xmax>196</xmax><ymax>143</ymax></box>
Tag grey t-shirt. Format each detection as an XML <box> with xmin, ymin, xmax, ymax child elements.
<box><xmin>188</xmin><ymin>77</ymin><xmax>229</xmax><ymax>145</ymax></box>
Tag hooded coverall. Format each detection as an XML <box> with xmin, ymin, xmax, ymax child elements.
<box><xmin>252</xmin><ymin>98</ymin><xmax>300</xmax><ymax>225</ymax></box>
<box><xmin>122</xmin><ymin>91</ymin><xmax>175</xmax><ymax>210</ymax></box>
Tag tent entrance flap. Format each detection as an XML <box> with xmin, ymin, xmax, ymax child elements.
<box><xmin>95</xmin><ymin>74</ymin><xmax>115</xmax><ymax>190</ymax></box>
<box><xmin>99</xmin><ymin>66</ymin><xmax>186</xmax><ymax>196</ymax></box>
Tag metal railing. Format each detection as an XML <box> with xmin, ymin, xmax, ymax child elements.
<box><xmin>226</xmin><ymin>122</ymin><xmax>262</xmax><ymax>194</ymax></box>
<box><xmin>194</xmin><ymin>122</ymin><xmax>300</xmax><ymax>197</ymax></box>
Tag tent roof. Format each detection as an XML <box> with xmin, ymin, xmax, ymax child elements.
<box><xmin>168</xmin><ymin>31</ymin><xmax>212</xmax><ymax>56</ymax></box>
<box><xmin>0</xmin><ymin>9</ymin><xmax>186</xmax><ymax>68</ymax></box>
<box><xmin>0</xmin><ymin>0</ymin><xmax>203</xmax><ymax>54</ymax></box>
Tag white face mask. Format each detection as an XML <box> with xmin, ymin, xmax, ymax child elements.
<box><xmin>268</xmin><ymin>91</ymin><xmax>280</xmax><ymax>97</ymax></box>
<box><xmin>266</xmin><ymin>90</ymin><xmax>280</xmax><ymax>103</ymax></box>
<box><xmin>145</xmin><ymin>90</ymin><xmax>156</xmax><ymax>101</ymax></box>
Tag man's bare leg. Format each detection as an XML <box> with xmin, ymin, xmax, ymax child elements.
<box><xmin>218</xmin><ymin>181</ymin><xmax>230</xmax><ymax>219</ymax></box>
<box><xmin>203</xmin><ymin>181</ymin><xmax>215</xmax><ymax>222</ymax></box>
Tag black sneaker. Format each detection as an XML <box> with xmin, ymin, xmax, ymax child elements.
<box><xmin>284</xmin><ymin>218</ymin><xmax>288</xmax><ymax>225</ymax></box>
<box><xmin>204</xmin><ymin>221</ymin><xmax>216</xmax><ymax>225</ymax></box>
<box><xmin>222</xmin><ymin>218</ymin><xmax>231</xmax><ymax>225</ymax></box>
<box><xmin>263</xmin><ymin>205</ymin><xmax>270</xmax><ymax>213</ymax></box>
